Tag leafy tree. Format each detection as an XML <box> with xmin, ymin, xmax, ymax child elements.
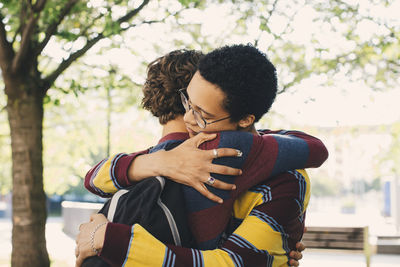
<box><xmin>0</xmin><ymin>0</ymin><xmax>170</xmax><ymax>265</ymax></box>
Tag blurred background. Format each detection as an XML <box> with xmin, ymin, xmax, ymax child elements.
<box><xmin>0</xmin><ymin>0</ymin><xmax>399</xmax><ymax>266</ymax></box>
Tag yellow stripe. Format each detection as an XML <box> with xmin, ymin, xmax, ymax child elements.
<box><xmin>233</xmin><ymin>191</ymin><xmax>263</xmax><ymax>219</ymax></box>
<box><xmin>202</xmin><ymin>249</ymin><xmax>236</xmax><ymax>267</ymax></box>
<box><xmin>124</xmin><ymin>224</ymin><xmax>166</xmax><ymax>266</ymax></box>
<box><xmin>234</xmin><ymin>217</ymin><xmax>290</xmax><ymax>267</ymax></box>
<box><xmin>234</xmin><ymin>216</ymin><xmax>284</xmax><ymax>253</ymax></box>
<box><xmin>92</xmin><ymin>154</ymin><xmax>120</xmax><ymax>194</ymax></box>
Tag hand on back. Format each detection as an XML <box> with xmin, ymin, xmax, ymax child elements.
<box><xmin>158</xmin><ymin>132</ymin><xmax>242</xmax><ymax>203</ymax></box>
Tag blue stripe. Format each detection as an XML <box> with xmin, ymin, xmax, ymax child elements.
<box><xmin>231</xmin><ymin>234</ymin><xmax>257</xmax><ymax>250</ymax></box>
<box><xmin>191</xmin><ymin>249</ymin><xmax>203</xmax><ymax>267</ymax></box>
<box><xmin>228</xmin><ymin>235</ymin><xmax>249</xmax><ymax>249</ymax></box>
<box><xmin>228</xmin><ymin>234</ymin><xmax>274</xmax><ymax>266</ymax></box>
<box><xmin>171</xmin><ymin>252</ymin><xmax>176</xmax><ymax>267</ymax></box>
<box><xmin>270</xmin><ymin>134</ymin><xmax>309</xmax><ymax>176</ymax></box>
<box><xmin>122</xmin><ymin>225</ymin><xmax>135</xmax><ymax>267</ymax></box>
<box><xmin>191</xmin><ymin>249</ymin><xmax>197</xmax><ymax>266</ymax></box>
<box><xmin>221</xmin><ymin>248</ymin><xmax>243</xmax><ymax>267</ymax></box>
<box><xmin>289</xmin><ymin>170</ymin><xmax>306</xmax><ymax>212</ymax></box>
<box><xmin>250</xmin><ymin>210</ymin><xmax>284</xmax><ymax>233</ymax></box>
<box><xmin>162</xmin><ymin>247</ymin><xmax>171</xmax><ymax>267</ymax></box>
<box><xmin>164</xmin><ymin>247</ymin><xmax>176</xmax><ymax>267</ymax></box>
<box><xmin>249</xmin><ymin>185</ymin><xmax>272</xmax><ymax>203</ymax></box>
<box><xmin>266</xmin><ymin>254</ymin><xmax>274</xmax><ymax>267</ymax></box>
<box><xmin>110</xmin><ymin>153</ymin><xmax>126</xmax><ymax>189</ymax></box>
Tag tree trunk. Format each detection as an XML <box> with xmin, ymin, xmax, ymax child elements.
<box><xmin>6</xmin><ymin>79</ymin><xmax>49</xmax><ymax>267</ymax></box>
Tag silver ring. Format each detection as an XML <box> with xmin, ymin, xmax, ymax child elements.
<box><xmin>206</xmin><ymin>177</ymin><xmax>216</xmax><ymax>185</ymax></box>
<box><xmin>212</xmin><ymin>149</ymin><xmax>218</xmax><ymax>158</ymax></box>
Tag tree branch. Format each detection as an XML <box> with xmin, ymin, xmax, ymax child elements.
<box><xmin>116</xmin><ymin>0</ymin><xmax>150</xmax><ymax>24</ymax></box>
<box><xmin>115</xmin><ymin>9</ymin><xmax>184</xmax><ymax>37</ymax></box>
<box><xmin>36</xmin><ymin>0</ymin><xmax>79</xmax><ymax>56</ymax></box>
<box><xmin>32</xmin><ymin>0</ymin><xmax>47</xmax><ymax>12</ymax></box>
<box><xmin>44</xmin><ymin>34</ymin><xmax>104</xmax><ymax>89</ymax></box>
<box><xmin>0</xmin><ymin>13</ymin><xmax>15</xmax><ymax>72</ymax></box>
<box><xmin>43</xmin><ymin>0</ymin><xmax>151</xmax><ymax>90</ymax></box>
<box><xmin>11</xmin><ymin>13</ymin><xmax>38</xmax><ymax>73</ymax></box>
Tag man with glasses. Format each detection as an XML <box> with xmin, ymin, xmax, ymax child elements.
<box><xmin>77</xmin><ymin>46</ymin><xmax>328</xmax><ymax>266</ymax></box>
<box><xmin>180</xmin><ymin>88</ymin><xmax>231</xmax><ymax>129</ymax></box>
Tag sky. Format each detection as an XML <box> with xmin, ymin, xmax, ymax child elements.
<box><xmin>273</xmin><ymin>79</ymin><xmax>400</xmax><ymax>127</ymax></box>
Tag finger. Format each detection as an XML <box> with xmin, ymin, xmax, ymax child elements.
<box><xmin>296</xmin><ymin>241</ymin><xmax>306</xmax><ymax>252</ymax></box>
<box><xmin>211</xmin><ymin>164</ymin><xmax>242</xmax><ymax>176</ymax></box>
<box><xmin>75</xmin><ymin>246</ymin><xmax>79</xmax><ymax>257</ymax></box>
<box><xmin>192</xmin><ymin>132</ymin><xmax>217</xmax><ymax>147</ymax></box>
<box><xmin>288</xmin><ymin>259</ymin><xmax>299</xmax><ymax>267</ymax></box>
<box><xmin>76</xmin><ymin>255</ymin><xmax>83</xmax><ymax>267</ymax></box>
<box><xmin>207</xmin><ymin>179</ymin><xmax>236</xmax><ymax>190</ymax></box>
<box><xmin>290</xmin><ymin>250</ymin><xmax>303</xmax><ymax>260</ymax></box>
<box><xmin>212</xmin><ymin>148</ymin><xmax>243</xmax><ymax>158</ymax></box>
<box><xmin>194</xmin><ymin>183</ymin><xmax>223</xmax><ymax>203</ymax></box>
<box><xmin>90</xmin><ymin>213</ymin><xmax>98</xmax><ymax>221</ymax></box>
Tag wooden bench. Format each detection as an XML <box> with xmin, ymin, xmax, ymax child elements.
<box><xmin>302</xmin><ymin>226</ymin><xmax>371</xmax><ymax>267</ymax></box>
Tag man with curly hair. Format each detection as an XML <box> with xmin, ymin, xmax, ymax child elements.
<box><xmin>77</xmin><ymin>46</ymin><xmax>328</xmax><ymax>267</ymax></box>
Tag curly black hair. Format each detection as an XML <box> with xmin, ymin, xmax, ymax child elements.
<box><xmin>198</xmin><ymin>44</ymin><xmax>277</xmax><ymax>123</ymax></box>
<box><xmin>142</xmin><ymin>49</ymin><xmax>204</xmax><ymax>124</ymax></box>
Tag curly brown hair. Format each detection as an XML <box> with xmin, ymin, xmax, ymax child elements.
<box><xmin>141</xmin><ymin>49</ymin><xmax>204</xmax><ymax>124</ymax></box>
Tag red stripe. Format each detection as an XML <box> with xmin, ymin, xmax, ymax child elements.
<box><xmin>188</xmin><ymin>199</ymin><xmax>234</xmax><ymax>243</ymax></box>
<box><xmin>100</xmin><ymin>223</ymin><xmax>133</xmax><ymax>267</ymax></box>
<box><xmin>114</xmin><ymin>150</ymin><xmax>149</xmax><ymax>187</ymax></box>
<box><xmin>167</xmin><ymin>245</ymin><xmax>195</xmax><ymax>267</ymax></box>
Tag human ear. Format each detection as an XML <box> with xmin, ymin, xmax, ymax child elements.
<box><xmin>238</xmin><ymin>114</ymin><xmax>255</xmax><ymax>128</ymax></box>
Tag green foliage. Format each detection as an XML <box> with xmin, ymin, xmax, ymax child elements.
<box><xmin>311</xmin><ymin>176</ymin><xmax>342</xmax><ymax>197</ymax></box>
<box><xmin>310</xmin><ymin>0</ymin><xmax>400</xmax><ymax>90</ymax></box>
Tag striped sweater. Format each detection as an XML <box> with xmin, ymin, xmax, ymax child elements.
<box><xmin>85</xmin><ymin>130</ymin><xmax>328</xmax><ymax>266</ymax></box>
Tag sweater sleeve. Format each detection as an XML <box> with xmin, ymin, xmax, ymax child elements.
<box><xmin>99</xmin><ymin>169</ymin><xmax>310</xmax><ymax>267</ymax></box>
<box><xmin>247</xmin><ymin>130</ymin><xmax>328</xmax><ymax>178</ymax></box>
<box><xmin>100</xmin><ymin>218</ymin><xmax>287</xmax><ymax>267</ymax></box>
<box><xmin>84</xmin><ymin>150</ymin><xmax>149</xmax><ymax>197</ymax></box>
<box><xmin>84</xmin><ymin>130</ymin><xmax>328</xmax><ymax>198</ymax></box>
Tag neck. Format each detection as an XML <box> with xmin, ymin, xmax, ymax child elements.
<box><xmin>239</xmin><ymin>124</ymin><xmax>259</xmax><ymax>135</ymax></box>
<box><xmin>249</xmin><ymin>125</ymin><xmax>259</xmax><ymax>135</ymax></box>
<box><xmin>161</xmin><ymin>115</ymin><xmax>188</xmax><ymax>137</ymax></box>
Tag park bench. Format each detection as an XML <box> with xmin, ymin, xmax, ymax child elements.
<box><xmin>61</xmin><ymin>201</ymin><xmax>103</xmax><ymax>238</ymax></box>
<box><xmin>302</xmin><ymin>226</ymin><xmax>372</xmax><ymax>267</ymax></box>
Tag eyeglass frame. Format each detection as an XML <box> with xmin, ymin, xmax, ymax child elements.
<box><xmin>179</xmin><ymin>88</ymin><xmax>231</xmax><ymax>129</ymax></box>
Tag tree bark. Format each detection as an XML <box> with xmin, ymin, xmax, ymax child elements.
<box><xmin>6</xmin><ymin>77</ymin><xmax>49</xmax><ymax>267</ymax></box>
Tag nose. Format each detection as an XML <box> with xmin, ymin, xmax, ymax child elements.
<box><xmin>183</xmin><ymin>109</ymin><xmax>197</xmax><ymax>126</ymax></box>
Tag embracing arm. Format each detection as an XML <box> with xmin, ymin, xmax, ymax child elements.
<box><xmin>76</xmin><ymin>208</ymin><xmax>304</xmax><ymax>267</ymax></box>
<box><xmin>84</xmin><ymin>134</ymin><xmax>241</xmax><ymax>200</ymax></box>
<box><xmin>84</xmin><ymin>130</ymin><xmax>328</xmax><ymax>200</ymax></box>
<box><xmin>77</xmin><ymin>170</ymin><xmax>309</xmax><ymax>267</ymax></box>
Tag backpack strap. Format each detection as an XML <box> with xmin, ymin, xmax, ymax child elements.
<box><xmin>107</xmin><ymin>189</ymin><xmax>129</xmax><ymax>221</ymax></box>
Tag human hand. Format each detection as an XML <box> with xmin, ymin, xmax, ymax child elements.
<box><xmin>158</xmin><ymin>132</ymin><xmax>242</xmax><ymax>203</ymax></box>
<box><xmin>288</xmin><ymin>241</ymin><xmax>305</xmax><ymax>266</ymax></box>
<box><xmin>75</xmin><ymin>214</ymin><xmax>108</xmax><ymax>267</ymax></box>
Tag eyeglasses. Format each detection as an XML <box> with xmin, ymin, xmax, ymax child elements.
<box><xmin>179</xmin><ymin>88</ymin><xmax>231</xmax><ymax>129</ymax></box>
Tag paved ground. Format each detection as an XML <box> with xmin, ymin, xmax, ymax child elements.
<box><xmin>1</xmin><ymin>217</ymin><xmax>399</xmax><ymax>267</ymax></box>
